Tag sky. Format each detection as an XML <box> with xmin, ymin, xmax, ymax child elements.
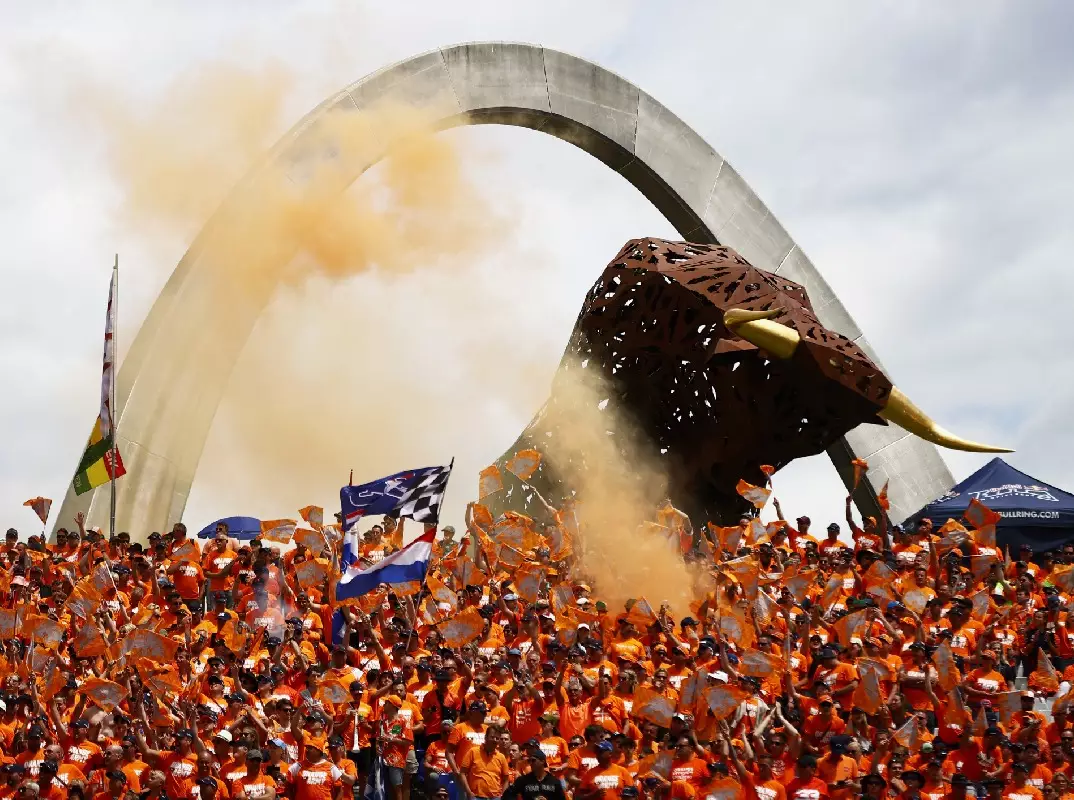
<box><xmin>1</xmin><ymin>1</ymin><xmax>1072</xmax><ymax>540</ymax></box>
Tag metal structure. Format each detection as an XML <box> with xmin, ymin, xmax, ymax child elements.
<box><xmin>497</xmin><ymin>238</ymin><xmax>986</xmax><ymax>522</ymax></box>
<box><xmin>57</xmin><ymin>42</ymin><xmax>968</xmax><ymax>537</ymax></box>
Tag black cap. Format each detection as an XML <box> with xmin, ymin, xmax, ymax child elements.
<box><xmin>40</xmin><ymin>761</ymin><xmax>58</xmax><ymax>774</ymax></box>
<box><xmin>106</xmin><ymin>770</ymin><xmax>127</xmax><ymax>783</ymax></box>
<box><xmin>247</xmin><ymin>750</ymin><xmax>264</xmax><ymax>761</ymax></box>
<box><xmin>951</xmin><ymin>774</ymin><xmax>971</xmax><ymax>786</ymax></box>
<box><xmin>197</xmin><ymin>777</ymin><xmax>219</xmax><ymax>789</ymax></box>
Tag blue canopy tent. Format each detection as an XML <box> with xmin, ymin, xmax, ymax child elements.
<box><xmin>196</xmin><ymin>516</ymin><xmax>262</xmax><ymax>540</ymax></box>
<box><xmin>911</xmin><ymin>458</ymin><xmax>1074</xmax><ymax>553</ymax></box>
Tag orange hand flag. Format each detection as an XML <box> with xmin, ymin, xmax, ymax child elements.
<box><xmin>677</xmin><ymin>670</ymin><xmax>706</xmax><ymax>716</ymax></box>
<box><xmin>70</xmin><ymin>624</ymin><xmax>108</xmax><ymax>658</ymax></box>
<box><xmin>492</xmin><ymin>513</ymin><xmax>542</xmax><ymax>552</ymax></box>
<box><xmin>851</xmin><ymin>459</ymin><xmax>869</xmax><ymax>490</ymax></box>
<box><xmin>452</xmin><ymin>556</ymin><xmax>487</xmax><ymax>588</ymax></box>
<box><xmin>716</xmin><ymin>606</ymin><xmax>755</xmax><ymax>649</ymax></box>
<box><xmin>738</xmin><ymin>648</ymin><xmax>785</xmax><ymax>680</ymax></box>
<box><xmin>1030</xmin><ymin>651</ymin><xmax>1060</xmax><ymax>695</ymax></box>
<box><xmin>900</xmin><ymin>588</ymin><xmax>933</xmax><ymax>616</ymax></box>
<box><xmin>783</xmin><ymin>568</ymin><xmax>818</xmax><ymax>603</ymax></box>
<box><xmin>438</xmin><ymin>607</ymin><xmax>484</xmax><ymax>648</ymax></box>
<box><xmin>66</xmin><ymin>580</ymin><xmax>104</xmax><ymax>621</ymax></box>
<box><xmin>260</xmin><ymin>519</ymin><xmax>297</xmax><ymax>545</ymax></box>
<box><xmin>494</xmin><ymin>543</ymin><xmax>526</xmax><ymax>570</ymax></box>
<box><xmin>1050</xmin><ymin>566</ymin><xmax>1074</xmax><ymax>594</ymax></box>
<box><xmin>514</xmin><ymin>564</ymin><xmax>544</xmax><ymax>604</ymax></box>
<box><xmin>551</xmin><ymin>585</ymin><xmax>575</xmax><ymax>615</ymax></box>
<box><xmin>554</xmin><ymin>615</ymin><xmax>579</xmax><ymax>649</ymax></box>
<box><xmin>119</xmin><ymin>629</ymin><xmax>180</xmax><ymax>663</ymax></box>
<box><xmin>863</xmin><ymin>560</ymin><xmax>898</xmax><ymax>590</ymax></box>
<box><xmin>318</xmin><ymin>681</ymin><xmax>351</xmax><ymax>705</ymax></box>
<box><xmin>24</xmin><ymin>614</ymin><xmax>64</xmax><ymax>649</ymax></box>
<box><xmin>23</xmin><ymin>497</ymin><xmax>52</xmax><ymax>525</ymax></box>
<box><xmin>852</xmin><ymin>668</ymin><xmax>884</xmax><ymax>715</ymax></box>
<box><xmin>893</xmin><ymin>714</ymin><xmax>923</xmax><ymax>751</ymax></box>
<box><xmin>81</xmin><ymin>678</ymin><xmax>126</xmax><ymax>712</ymax></box>
<box><xmin>298</xmin><ymin>505</ymin><xmax>324</xmax><ymax>530</ymax></box>
<box><xmin>831</xmin><ymin>609</ymin><xmax>871</xmax><ymax>647</ymax></box>
<box><xmin>712</xmin><ymin>524</ymin><xmax>743</xmax><ymax>556</ymax></box>
<box><xmin>632</xmin><ymin>686</ymin><xmax>677</xmax><ymax>727</ymax></box>
<box><xmin>876</xmin><ymin>481</ymin><xmax>891</xmax><ymax>512</ymax></box>
<box><xmin>294</xmin><ymin>528</ymin><xmax>326</xmax><ymax>555</ymax></box>
<box><xmin>426</xmin><ymin>572</ymin><xmax>458</xmax><ymax>611</ymax></box>
<box><xmin>138</xmin><ymin>661</ymin><xmax>184</xmax><ymax>696</ymax></box>
<box><xmin>970</xmin><ymin>554</ymin><xmax>999</xmax><ymax>585</ymax></box>
<box><xmin>478</xmin><ymin>466</ymin><xmax>504</xmax><ymax>499</ymax></box>
<box><xmin>705</xmin><ymin>685</ymin><xmax>750</xmax><ymax>720</ymax></box>
<box><xmin>625</xmin><ymin>597</ymin><xmax>658</xmax><ymax>629</ymax></box>
<box><xmin>219</xmin><ymin>619</ymin><xmax>249</xmax><ymax>653</ymax></box>
<box><xmin>295</xmin><ymin>558</ymin><xmax>329</xmax><ymax>589</ymax></box>
<box><xmin>505</xmin><ymin>449</ymin><xmax>542</xmax><ymax>480</ymax></box>
<box><xmin>0</xmin><ymin>609</ymin><xmax>16</xmax><ymax>639</ymax></box>
<box><xmin>1054</xmin><ymin>685</ymin><xmax>1074</xmax><ymax>716</ymax></box>
<box><xmin>393</xmin><ymin>580</ymin><xmax>423</xmax><ymax>597</ymax></box>
<box><xmin>471</xmin><ymin>503</ymin><xmax>494</xmax><ymax>531</ymax></box>
<box><xmin>965</xmin><ymin>498</ymin><xmax>1002</xmax><ymax>530</ymax></box>
<box><xmin>751</xmin><ymin>590</ymin><xmax>780</xmax><ymax>630</ymax></box>
<box><xmin>736</xmin><ymin>479</ymin><xmax>771</xmax><ymax>510</ymax></box>
<box><xmin>820</xmin><ymin>574</ymin><xmax>846</xmax><ymax>608</ymax></box>
<box><xmin>544</xmin><ymin>525</ymin><xmax>573</xmax><ymax>561</ymax></box>
<box><xmin>171</xmin><ymin>538</ymin><xmax>200</xmax><ymax>563</ymax></box>
<box><xmin>974</xmin><ymin>524</ymin><xmax>997</xmax><ymax>549</ymax></box>
<box><xmin>969</xmin><ymin>588</ymin><xmax>994</xmax><ymax>620</ymax></box>
<box><xmin>760</xmin><ymin>465</ymin><xmax>776</xmax><ymax>478</ymax></box>
<box><xmin>934</xmin><ymin>640</ymin><xmax>961</xmax><ymax>692</ymax></box>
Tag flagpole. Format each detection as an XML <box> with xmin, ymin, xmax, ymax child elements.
<box><xmin>109</xmin><ymin>254</ymin><xmax>118</xmax><ymax>541</ymax></box>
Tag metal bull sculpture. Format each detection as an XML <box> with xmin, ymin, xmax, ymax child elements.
<box><xmin>491</xmin><ymin>238</ymin><xmax>1009</xmax><ymax>524</ymax></box>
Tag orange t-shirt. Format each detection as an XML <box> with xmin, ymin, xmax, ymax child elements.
<box><xmin>579</xmin><ymin>764</ymin><xmax>634</xmax><ymax>800</ymax></box>
<box><xmin>287</xmin><ymin>761</ymin><xmax>342</xmax><ymax>800</ymax></box>
<box><xmin>459</xmin><ymin>747</ymin><xmax>511</xmax><ymax>799</ymax></box>
<box><xmin>377</xmin><ymin>715</ymin><xmax>414</xmax><ymax>770</ymax></box>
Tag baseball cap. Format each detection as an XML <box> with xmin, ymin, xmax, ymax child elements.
<box><xmin>595</xmin><ymin>741</ymin><xmax>614</xmax><ymax>753</ymax></box>
<box><xmin>213</xmin><ymin>730</ymin><xmax>233</xmax><ymax>742</ymax></box>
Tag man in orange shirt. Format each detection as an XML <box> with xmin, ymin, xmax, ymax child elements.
<box><xmin>286</xmin><ymin>743</ymin><xmax>352</xmax><ymax>800</ymax></box>
<box><xmin>784</xmin><ymin>755</ymin><xmax>830</xmax><ymax>800</ymax></box>
<box><xmin>815</xmin><ymin>739</ymin><xmax>858</xmax><ymax>800</ymax></box>
<box><xmin>458</xmin><ymin>731</ymin><xmax>511</xmax><ymax>800</ymax></box>
<box><xmin>91</xmin><ymin>770</ymin><xmax>129</xmax><ymax>800</ymax></box>
<box><xmin>230</xmin><ymin>750</ymin><xmax>275</xmax><ymax>800</ymax></box>
<box><xmin>577</xmin><ymin>741</ymin><xmax>632</xmax><ymax>800</ymax></box>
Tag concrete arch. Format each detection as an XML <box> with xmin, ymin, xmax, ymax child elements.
<box><xmin>57</xmin><ymin>41</ymin><xmax>953</xmax><ymax>536</ymax></box>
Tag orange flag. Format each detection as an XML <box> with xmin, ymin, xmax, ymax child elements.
<box><xmin>171</xmin><ymin>539</ymin><xmax>200</xmax><ymax>563</ymax></box>
<box><xmin>876</xmin><ymin>481</ymin><xmax>891</xmax><ymax>512</ymax></box>
<box><xmin>295</xmin><ymin>558</ymin><xmax>330</xmax><ymax>589</ymax></box>
<box><xmin>851</xmin><ymin>459</ymin><xmax>869</xmax><ymax>490</ymax></box>
<box><xmin>965</xmin><ymin>498</ymin><xmax>1002</xmax><ymax>530</ymax></box>
<box><xmin>478</xmin><ymin>466</ymin><xmax>504</xmax><ymax>499</ymax></box>
<box><xmin>545</xmin><ymin>525</ymin><xmax>573</xmax><ymax>561</ymax></box>
<box><xmin>492</xmin><ymin>513</ymin><xmax>542</xmax><ymax>552</ymax></box>
<box><xmin>863</xmin><ymin>560</ymin><xmax>898</xmax><ymax>590</ymax></box>
<box><xmin>625</xmin><ymin>597</ymin><xmax>658</xmax><ymax>629</ymax></box>
<box><xmin>294</xmin><ymin>528</ymin><xmax>326</xmax><ymax>555</ymax></box>
<box><xmin>893</xmin><ymin>714</ymin><xmax>923</xmax><ymax>750</ymax></box>
<box><xmin>970</xmin><ymin>554</ymin><xmax>999</xmax><ymax>585</ymax></box>
<box><xmin>783</xmin><ymin>568</ymin><xmax>818</xmax><ymax>603</ymax></box>
<box><xmin>1054</xmin><ymin>685</ymin><xmax>1074</xmax><ymax>716</ymax></box>
<box><xmin>505</xmin><ymin>449</ymin><xmax>542</xmax><ymax>480</ymax></box>
<box><xmin>0</xmin><ymin>609</ymin><xmax>16</xmax><ymax>639</ymax></box>
<box><xmin>66</xmin><ymin>580</ymin><xmax>104</xmax><ymax>621</ymax></box>
<box><xmin>677</xmin><ymin>670</ymin><xmax>706</xmax><ymax>716</ymax></box>
<box><xmin>427</xmin><ymin>572</ymin><xmax>458</xmax><ymax>610</ymax></box>
<box><xmin>495</xmin><ymin>543</ymin><xmax>526</xmax><ymax>570</ymax></box>
<box><xmin>969</xmin><ymin>588</ymin><xmax>994</xmax><ymax>621</ymax></box>
<box><xmin>852</xmin><ymin>668</ymin><xmax>884</xmax><ymax>714</ymax></box>
<box><xmin>219</xmin><ymin>619</ymin><xmax>248</xmax><ymax>653</ymax></box>
<box><xmin>736</xmin><ymin>479</ymin><xmax>771</xmax><ymax>509</ymax></box>
<box><xmin>70</xmin><ymin>624</ymin><xmax>108</xmax><ymax>658</ymax></box>
<box><xmin>260</xmin><ymin>519</ymin><xmax>297</xmax><ymax>545</ymax></box>
<box><xmin>1030</xmin><ymin>652</ymin><xmax>1060</xmax><ymax>695</ymax></box>
<box><xmin>438</xmin><ymin>607</ymin><xmax>484</xmax><ymax>648</ymax></box>
<box><xmin>934</xmin><ymin>640</ymin><xmax>961</xmax><ymax>691</ymax></box>
<box><xmin>514</xmin><ymin>564</ymin><xmax>544</xmax><ymax>604</ymax></box>
<box><xmin>138</xmin><ymin>661</ymin><xmax>184</xmax><ymax>696</ymax></box>
<box><xmin>23</xmin><ymin>497</ymin><xmax>52</xmax><ymax>525</ymax></box>
<box><xmin>705</xmin><ymin>685</ymin><xmax>750</xmax><ymax>720</ymax></box>
<box><xmin>900</xmin><ymin>588</ymin><xmax>933</xmax><ymax>616</ymax></box>
<box><xmin>118</xmin><ymin>629</ymin><xmax>180</xmax><ymax>663</ymax></box>
<box><xmin>751</xmin><ymin>590</ymin><xmax>780</xmax><ymax>630</ymax></box>
<box><xmin>738</xmin><ymin>648</ymin><xmax>785</xmax><ymax>680</ymax></box>
<box><xmin>394</xmin><ymin>580</ymin><xmax>423</xmax><ymax>597</ymax></box>
<box><xmin>554</xmin><ymin>615</ymin><xmax>579</xmax><ymax>649</ymax></box>
<box><xmin>551</xmin><ymin>585</ymin><xmax>575</xmax><ymax>615</ymax></box>
<box><xmin>632</xmin><ymin>686</ymin><xmax>677</xmax><ymax>727</ymax></box>
<box><xmin>1051</xmin><ymin>566</ymin><xmax>1074</xmax><ymax>594</ymax></box>
<box><xmin>820</xmin><ymin>574</ymin><xmax>846</xmax><ymax>608</ymax></box>
<box><xmin>82</xmin><ymin>678</ymin><xmax>126</xmax><ymax>711</ymax></box>
<box><xmin>318</xmin><ymin>681</ymin><xmax>350</xmax><ymax>705</ymax></box>
<box><xmin>760</xmin><ymin>464</ymin><xmax>776</xmax><ymax>479</ymax></box>
<box><xmin>716</xmin><ymin>605</ymin><xmax>755</xmax><ymax>649</ymax></box>
<box><xmin>832</xmin><ymin>609</ymin><xmax>871</xmax><ymax>646</ymax></box>
<box><xmin>452</xmin><ymin>556</ymin><xmax>488</xmax><ymax>588</ymax></box>
<box><xmin>298</xmin><ymin>505</ymin><xmax>324</xmax><ymax>530</ymax></box>
<box><xmin>24</xmin><ymin>614</ymin><xmax>64</xmax><ymax>649</ymax></box>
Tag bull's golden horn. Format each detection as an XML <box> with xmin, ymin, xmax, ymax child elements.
<box><xmin>723</xmin><ymin>308</ymin><xmax>801</xmax><ymax>360</ymax></box>
<box><xmin>880</xmin><ymin>386</ymin><xmax>1013</xmax><ymax>453</ymax></box>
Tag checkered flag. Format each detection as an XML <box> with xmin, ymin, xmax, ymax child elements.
<box><xmin>397</xmin><ymin>461</ymin><xmax>453</xmax><ymax>523</ymax></box>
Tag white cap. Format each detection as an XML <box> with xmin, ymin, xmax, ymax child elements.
<box><xmin>576</xmin><ymin>598</ymin><xmax>591</xmax><ymax>606</ymax></box>
<box><xmin>437</xmin><ymin>603</ymin><xmax>452</xmax><ymax>612</ymax></box>
<box><xmin>713</xmin><ymin>671</ymin><xmax>729</xmax><ymax>682</ymax></box>
<box><xmin>577</xmin><ymin>623</ymin><xmax>590</xmax><ymax>630</ymax></box>
<box><xmin>213</xmin><ymin>730</ymin><xmax>233</xmax><ymax>742</ymax></box>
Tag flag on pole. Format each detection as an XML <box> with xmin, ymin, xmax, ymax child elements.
<box><xmin>336</xmin><ymin>528</ymin><xmax>435</xmax><ymax>600</ymax></box>
<box><xmin>73</xmin><ymin>268</ymin><xmax>125</xmax><ymax>495</ymax></box>
<box><xmin>23</xmin><ymin>497</ymin><xmax>52</xmax><ymax>525</ymax></box>
<box><xmin>339</xmin><ymin>462</ymin><xmax>453</xmax><ymax>531</ymax></box>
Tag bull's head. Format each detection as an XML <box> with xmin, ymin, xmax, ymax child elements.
<box><xmin>493</xmin><ymin>238</ymin><xmax>1008</xmax><ymax>523</ymax></box>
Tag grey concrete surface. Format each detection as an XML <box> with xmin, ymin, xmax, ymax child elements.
<box><xmin>56</xmin><ymin>41</ymin><xmax>956</xmax><ymax>537</ymax></box>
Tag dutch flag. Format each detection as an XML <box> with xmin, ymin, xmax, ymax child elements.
<box><xmin>335</xmin><ymin>527</ymin><xmax>435</xmax><ymax>601</ymax></box>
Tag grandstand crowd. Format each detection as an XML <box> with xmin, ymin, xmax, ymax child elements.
<box><xmin>1</xmin><ymin>488</ymin><xmax>1073</xmax><ymax>800</ymax></box>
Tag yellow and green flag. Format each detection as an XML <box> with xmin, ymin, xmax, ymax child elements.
<box><xmin>73</xmin><ymin>266</ymin><xmax>125</xmax><ymax>495</ymax></box>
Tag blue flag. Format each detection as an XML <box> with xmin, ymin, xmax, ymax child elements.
<box><xmin>340</xmin><ymin>463</ymin><xmax>453</xmax><ymax>531</ymax></box>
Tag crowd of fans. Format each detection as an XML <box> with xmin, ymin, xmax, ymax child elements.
<box><xmin>1</xmin><ymin>488</ymin><xmax>1073</xmax><ymax>800</ymax></box>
